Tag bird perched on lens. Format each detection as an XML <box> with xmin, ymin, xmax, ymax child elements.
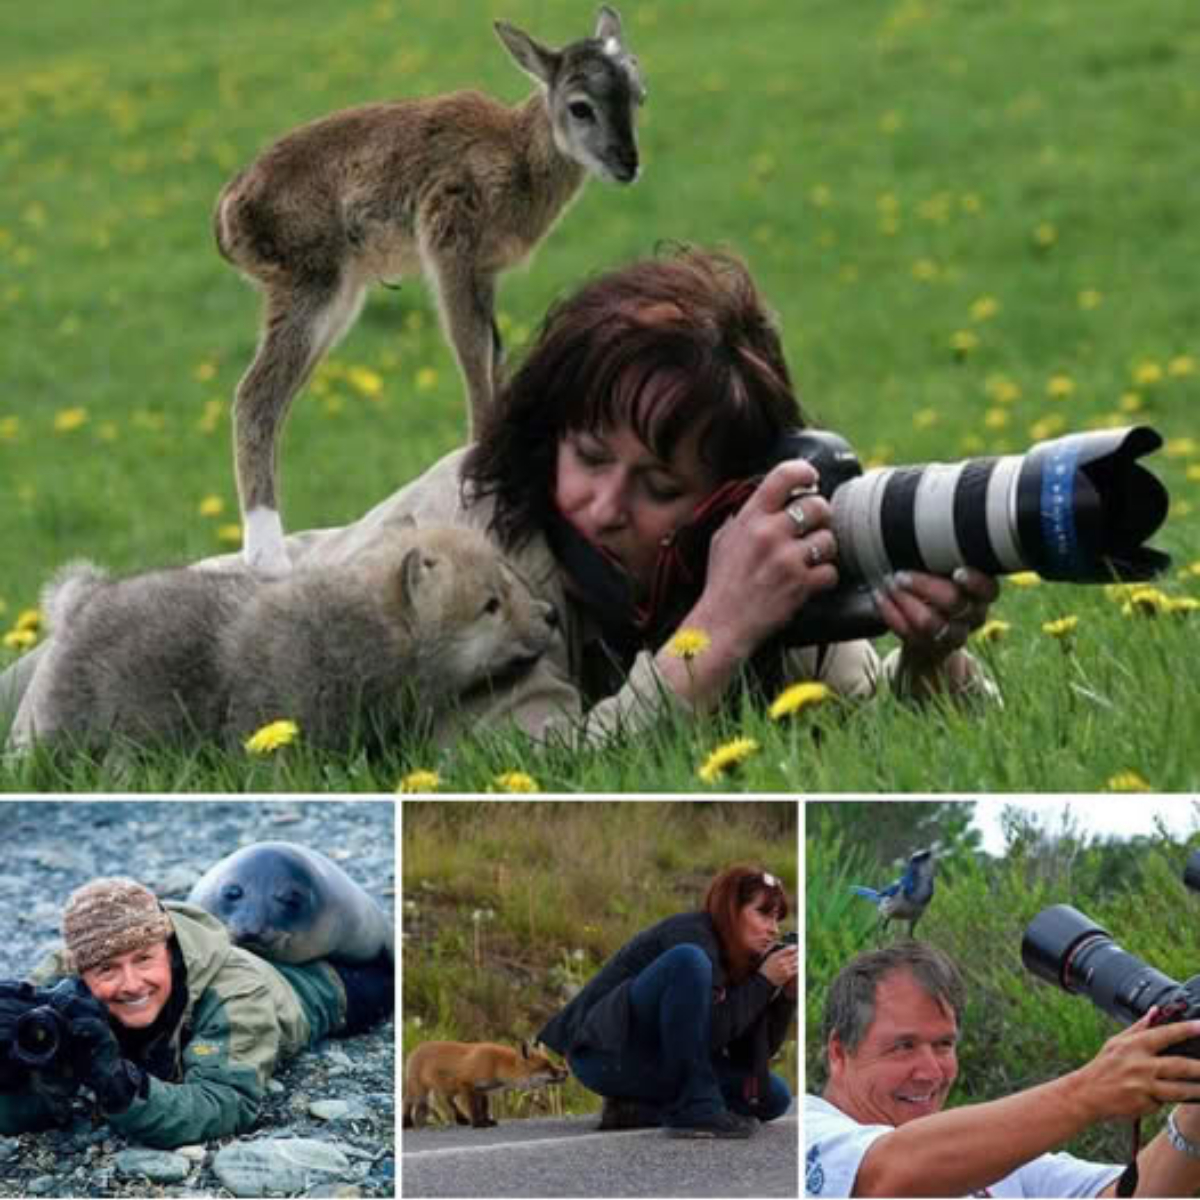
<box><xmin>850</xmin><ymin>849</ymin><xmax>935</xmax><ymax>939</ymax></box>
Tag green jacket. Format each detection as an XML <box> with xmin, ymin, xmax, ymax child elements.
<box><xmin>0</xmin><ymin>903</ymin><xmax>345</xmax><ymax>1148</ymax></box>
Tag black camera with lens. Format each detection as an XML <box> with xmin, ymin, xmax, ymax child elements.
<box><xmin>549</xmin><ymin>423</ymin><xmax>1172</xmax><ymax>650</ymax></box>
<box><xmin>1021</xmin><ymin>850</ymin><xmax>1200</xmax><ymax>1059</ymax></box>
<box><xmin>11</xmin><ymin>978</ymin><xmax>92</xmax><ymax>1071</ymax></box>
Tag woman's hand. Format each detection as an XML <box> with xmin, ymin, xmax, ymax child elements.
<box><xmin>874</xmin><ymin>567</ymin><xmax>1000</xmax><ymax>698</ymax></box>
<box><xmin>692</xmin><ymin>460</ymin><xmax>841</xmax><ymax>659</ymax></box>
<box><xmin>758</xmin><ymin>944</ymin><xmax>798</xmax><ymax>989</ymax></box>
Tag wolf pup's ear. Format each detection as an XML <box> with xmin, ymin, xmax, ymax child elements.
<box><xmin>400</xmin><ymin>548</ymin><xmax>439</xmax><ymax>608</ymax></box>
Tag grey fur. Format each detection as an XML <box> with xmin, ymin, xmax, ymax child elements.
<box><xmin>189</xmin><ymin>841</ymin><xmax>394</xmax><ymax>965</ymax></box>
<box><xmin>7</xmin><ymin>524</ymin><xmax>557</xmax><ymax>755</ymax></box>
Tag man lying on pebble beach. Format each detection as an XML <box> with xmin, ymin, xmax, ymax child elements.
<box><xmin>0</xmin><ymin>878</ymin><xmax>392</xmax><ymax>1147</ymax></box>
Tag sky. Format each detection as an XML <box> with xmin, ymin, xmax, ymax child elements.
<box><xmin>972</xmin><ymin>797</ymin><xmax>1200</xmax><ymax>855</ymax></box>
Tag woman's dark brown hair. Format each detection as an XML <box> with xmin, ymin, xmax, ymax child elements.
<box><xmin>463</xmin><ymin>245</ymin><xmax>807</xmax><ymax>550</ymax></box>
<box><xmin>704</xmin><ymin>863</ymin><xmax>790</xmax><ymax>984</ymax></box>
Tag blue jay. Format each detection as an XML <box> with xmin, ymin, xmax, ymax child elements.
<box><xmin>850</xmin><ymin>849</ymin><xmax>936</xmax><ymax>938</ymax></box>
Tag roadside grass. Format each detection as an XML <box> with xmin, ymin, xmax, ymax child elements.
<box><xmin>806</xmin><ymin>804</ymin><xmax>1200</xmax><ymax>1163</ymax></box>
<box><xmin>2</xmin><ymin>0</ymin><xmax>1198</xmax><ymax>792</ymax></box>
<box><xmin>401</xmin><ymin>799</ymin><xmax>798</xmax><ymax>1120</ymax></box>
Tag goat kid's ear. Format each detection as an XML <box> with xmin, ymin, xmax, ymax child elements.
<box><xmin>595</xmin><ymin>5</ymin><xmax>624</xmax><ymax>47</ymax></box>
<box><xmin>494</xmin><ymin>21</ymin><xmax>560</xmax><ymax>87</ymax></box>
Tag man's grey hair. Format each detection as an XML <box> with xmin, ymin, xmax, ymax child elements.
<box><xmin>820</xmin><ymin>942</ymin><xmax>966</xmax><ymax>1067</ymax></box>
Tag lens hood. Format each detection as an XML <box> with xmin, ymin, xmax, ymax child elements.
<box><xmin>1019</xmin><ymin>426</ymin><xmax>1171</xmax><ymax>581</ymax></box>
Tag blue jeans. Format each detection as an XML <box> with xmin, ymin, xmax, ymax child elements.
<box><xmin>569</xmin><ymin>944</ymin><xmax>792</xmax><ymax>1125</ymax></box>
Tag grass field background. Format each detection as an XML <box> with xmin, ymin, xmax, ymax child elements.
<box><xmin>2</xmin><ymin>0</ymin><xmax>1198</xmax><ymax>791</ymax></box>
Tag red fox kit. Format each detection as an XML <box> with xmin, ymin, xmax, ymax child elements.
<box><xmin>402</xmin><ymin>1040</ymin><xmax>568</xmax><ymax>1129</ymax></box>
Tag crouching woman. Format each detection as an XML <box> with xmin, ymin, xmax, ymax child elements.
<box><xmin>0</xmin><ymin>878</ymin><xmax>393</xmax><ymax>1148</ymax></box>
<box><xmin>538</xmin><ymin>865</ymin><xmax>797</xmax><ymax>1139</ymax></box>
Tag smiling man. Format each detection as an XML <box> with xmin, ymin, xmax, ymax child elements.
<box><xmin>0</xmin><ymin>877</ymin><xmax>392</xmax><ymax>1148</ymax></box>
<box><xmin>807</xmin><ymin>943</ymin><xmax>1200</xmax><ymax>1198</ymax></box>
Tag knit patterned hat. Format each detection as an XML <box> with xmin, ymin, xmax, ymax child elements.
<box><xmin>62</xmin><ymin>878</ymin><xmax>174</xmax><ymax>974</ymax></box>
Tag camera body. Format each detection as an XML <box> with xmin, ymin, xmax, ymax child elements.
<box><xmin>11</xmin><ymin>978</ymin><xmax>93</xmax><ymax>1071</ymax></box>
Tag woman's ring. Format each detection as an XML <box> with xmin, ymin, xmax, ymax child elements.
<box><xmin>784</xmin><ymin>501</ymin><xmax>810</xmax><ymax>536</ymax></box>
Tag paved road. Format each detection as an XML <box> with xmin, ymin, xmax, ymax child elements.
<box><xmin>402</xmin><ymin>1112</ymin><xmax>798</xmax><ymax>1197</ymax></box>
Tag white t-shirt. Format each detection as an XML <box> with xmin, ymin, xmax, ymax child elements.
<box><xmin>805</xmin><ymin>1094</ymin><xmax>1123</xmax><ymax>1198</ymax></box>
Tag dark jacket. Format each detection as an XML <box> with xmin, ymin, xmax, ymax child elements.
<box><xmin>538</xmin><ymin>911</ymin><xmax>795</xmax><ymax>1087</ymax></box>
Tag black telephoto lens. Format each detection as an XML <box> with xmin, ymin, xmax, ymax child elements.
<box><xmin>1184</xmin><ymin>851</ymin><xmax>1200</xmax><ymax>895</ymax></box>
<box><xmin>1022</xmin><ymin>904</ymin><xmax>1200</xmax><ymax>1058</ymax></box>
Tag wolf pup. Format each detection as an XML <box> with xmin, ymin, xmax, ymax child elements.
<box><xmin>8</xmin><ymin>523</ymin><xmax>557</xmax><ymax>755</ymax></box>
<box><xmin>402</xmin><ymin>1040</ymin><xmax>569</xmax><ymax>1129</ymax></box>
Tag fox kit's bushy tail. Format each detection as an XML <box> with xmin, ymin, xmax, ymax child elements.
<box><xmin>41</xmin><ymin>560</ymin><xmax>109</xmax><ymax>630</ymax></box>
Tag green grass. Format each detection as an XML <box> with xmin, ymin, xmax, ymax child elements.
<box><xmin>2</xmin><ymin>0</ymin><xmax>1199</xmax><ymax>791</ymax></box>
<box><xmin>402</xmin><ymin>799</ymin><xmax>798</xmax><ymax>1120</ymax></box>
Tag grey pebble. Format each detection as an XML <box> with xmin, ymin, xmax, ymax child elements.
<box><xmin>114</xmin><ymin>1148</ymin><xmax>192</xmax><ymax>1183</ymax></box>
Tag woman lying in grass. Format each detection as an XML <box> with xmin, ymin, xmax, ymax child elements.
<box><xmin>1</xmin><ymin>247</ymin><xmax>1000</xmax><ymax>753</ymax></box>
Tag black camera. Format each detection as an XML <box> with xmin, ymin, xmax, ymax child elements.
<box><xmin>1022</xmin><ymin>851</ymin><xmax>1200</xmax><ymax>1059</ymax></box>
<box><xmin>11</xmin><ymin>978</ymin><xmax>91</xmax><ymax>1070</ymax></box>
<box><xmin>753</xmin><ymin>424</ymin><xmax>1172</xmax><ymax>646</ymax></box>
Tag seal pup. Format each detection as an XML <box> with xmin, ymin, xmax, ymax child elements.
<box><xmin>189</xmin><ymin>841</ymin><xmax>394</xmax><ymax>965</ymax></box>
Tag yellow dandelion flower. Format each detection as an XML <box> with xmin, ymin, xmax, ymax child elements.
<box><xmin>492</xmin><ymin>771</ymin><xmax>540</xmax><ymax>794</ymax></box>
<box><xmin>1104</xmin><ymin>582</ymin><xmax>1144</xmax><ymax>603</ymax></box>
<box><xmin>244</xmin><ymin>719</ymin><xmax>300</xmax><ymax>754</ymax></box>
<box><xmin>415</xmin><ymin>367</ymin><xmax>439</xmax><ymax>392</ymax></box>
<box><xmin>970</xmin><ymin>296</ymin><xmax>999</xmax><ymax>322</ymax></box>
<box><xmin>1186</xmin><ymin>464</ymin><xmax>1200</xmax><ymax>483</ymax></box>
<box><xmin>1121</xmin><ymin>587</ymin><xmax>1170</xmax><ymax>617</ymax></box>
<box><xmin>197</xmin><ymin>399</ymin><xmax>224</xmax><ymax>434</ymax></box>
<box><xmin>666</xmin><ymin>628</ymin><xmax>712</xmax><ymax>661</ymax></box>
<box><xmin>809</xmin><ymin>183</ymin><xmax>833</xmax><ymax>207</ymax></box>
<box><xmin>1168</xmin><ymin>355</ymin><xmax>1197</xmax><ymax>378</ymax></box>
<box><xmin>961</xmin><ymin>193</ymin><xmax>984</xmax><ymax>215</ymax></box>
<box><xmin>1132</xmin><ymin>361</ymin><xmax>1164</xmax><ymax>388</ymax></box>
<box><xmin>769</xmin><ymin>681</ymin><xmax>832</xmax><ymax>721</ymax></box>
<box><xmin>698</xmin><ymin>738</ymin><xmax>760</xmax><ymax>782</ymax></box>
<box><xmin>1166</xmin><ymin>438</ymin><xmax>1198</xmax><ymax>459</ymax></box>
<box><xmin>914</xmin><ymin>408</ymin><xmax>939</xmax><ymax>429</ymax></box>
<box><xmin>879</xmin><ymin>111</ymin><xmax>904</xmax><ymax>135</ymax></box>
<box><xmin>193</xmin><ymin>360</ymin><xmax>217</xmax><ymax>383</ymax></box>
<box><xmin>54</xmin><ymin>407</ymin><xmax>88</xmax><ymax>432</ymax></box>
<box><xmin>0</xmin><ymin>416</ymin><xmax>19</xmax><ymax>441</ymax></box>
<box><xmin>1078</xmin><ymin>289</ymin><xmax>1103</xmax><ymax>310</ymax></box>
<box><xmin>984</xmin><ymin>408</ymin><xmax>1009</xmax><ymax>431</ymax></box>
<box><xmin>3</xmin><ymin>629</ymin><xmax>37</xmax><ymax>652</ymax></box>
<box><xmin>1042</xmin><ymin>616</ymin><xmax>1078</xmax><ymax>638</ymax></box>
<box><xmin>1033</xmin><ymin>222</ymin><xmax>1058</xmax><ymax>247</ymax></box>
<box><xmin>348</xmin><ymin>366</ymin><xmax>384</xmax><ymax>398</ymax></box>
<box><xmin>985</xmin><ymin>375</ymin><xmax>1021</xmax><ymax>404</ymax></box>
<box><xmin>1009</xmin><ymin>571</ymin><xmax>1041</xmax><ymax>588</ymax></box>
<box><xmin>198</xmin><ymin>495</ymin><xmax>225</xmax><ymax>518</ymax></box>
<box><xmin>698</xmin><ymin>737</ymin><xmax>760</xmax><ymax>784</ymax></box>
<box><xmin>1029</xmin><ymin>414</ymin><xmax>1067</xmax><ymax>441</ymax></box>
<box><xmin>1046</xmin><ymin>375</ymin><xmax>1075</xmax><ymax>399</ymax></box>
<box><xmin>1119</xmin><ymin>392</ymin><xmax>1144</xmax><ymax>413</ymax></box>
<box><xmin>15</xmin><ymin>609</ymin><xmax>41</xmax><ymax>633</ymax></box>
<box><xmin>1186</xmin><ymin>561</ymin><xmax>1200</xmax><ymax>579</ymax></box>
<box><xmin>1105</xmin><ymin>771</ymin><xmax>1151</xmax><ymax>793</ymax></box>
<box><xmin>216</xmin><ymin>523</ymin><xmax>243</xmax><ymax>546</ymax></box>
<box><xmin>1166</xmin><ymin>597</ymin><xmax>1199</xmax><ymax>616</ymax></box>
<box><xmin>911</xmin><ymin>259</ymin><xmax>939</xmax><ymax>282</ymax></box>
<box><xmin>973</xmin><ymin>619</ymin><xmax>1011</xmax><ymax>643</ymax></box>
<box><xmin>950</xmin><ymin>330</ymin><xmax>979</xmax><ymax>356</ymax></box>
<box><xmin>398</xmin><ymin>770</ymin><xmax>441</xmax><ymax>793</ymax></box>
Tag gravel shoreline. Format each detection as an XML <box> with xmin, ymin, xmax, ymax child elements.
<box><xmin>0</xmin><ymin>798</ymin><xmax>396</xmax><ymax>1198</ymax></box>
